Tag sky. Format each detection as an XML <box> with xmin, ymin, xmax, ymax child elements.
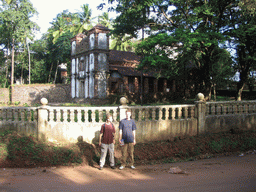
<box><xmin>30</xmin><ymin>0</ymin><xmax>116</xmax><ymax>39</ymax></box>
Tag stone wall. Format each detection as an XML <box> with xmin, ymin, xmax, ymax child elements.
<box><xmin>0</xmin><ymin>88</ymin><xmax>9</xmax><ymax>103</ymax></box>
<box><xmin>11</xmin><ymin>84</ymin><xmax>71</xmax><ymax>105</ymax></box>
<box><xmin>1</xmin><ymin>96</ymin><xmax>256</xmax><ymax>145</ymax></box>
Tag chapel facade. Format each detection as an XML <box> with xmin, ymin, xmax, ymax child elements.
<box><xmin>70</xmin><ymin>24</ymin><xmax>176</xmax><ymax>103</ymax></box>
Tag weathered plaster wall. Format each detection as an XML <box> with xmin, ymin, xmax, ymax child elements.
<box><xmin>0</xmin><ymin>88</ymin><xmax>9</xmax><ymax>103</ymax></box>
<box><xmin>11</xmin><ymin>84</ymin><xmax>71</xmax><ymax>105</ymax></box>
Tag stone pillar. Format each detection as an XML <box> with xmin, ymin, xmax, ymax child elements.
<box><xmin>38</xmin><ymin>98</ymin><xmax>49</xmax><ymax>141</ymax></box>
<box><xmin>144</xmin><ymin>78</ymin><xmax>149</xmax><ymax>94</ymax></box>
<box><xmin>119</xmin><ymin>97</ymin><xmax>128</xmax><ymax>121</ymax></box>
<box><xmin>172</xmin><ymin>79</ymin><xmax>176</xmax><ymax>92</ymax></box>
<box><xmin>163</xmin><ymin>79</ymin><xmax>167</xmax><ymax>93</ymax></box>
<box><xmin>123</xmin><ymin>76</ymin><xmax>129</xmax><ymax>93</ymax></box>
<box><xmin>154</xmin><ymin>79</ymin><xmax>158</xmax><ymax>93</ymax></box>
<box><xmin>134</xmin><ymin>77</ymin><xmax>139</xmax><ymax>93</ymax></box>
<box><xmin>195</xmin><ymin>93</ymin><xmax>206</xmax><ymax>135</ymax></box>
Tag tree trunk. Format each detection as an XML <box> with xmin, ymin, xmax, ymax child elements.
<box><xmin>26</xmin><ymin>38</ymin><xmax>31</xmax><ymax>84</ymax></box>
<box><xmin>5</xmin><ymin>46</ymin><xmax>9</xmax><ymax>88</ymax></box>
<box><xmin>48</xmin><ymin>63</ymin><xmax>53</xmax><ymax>83</ymax></box>
<box><xmin>236</xmin><ymin>79</ymin><xmax>245</xmax><ymax>101</ymax></box>
<box><xmin>236</xmin><ymin>65</ymin><xmax>249</xmax><ymax>101</ymax></box>
<box><xmin>53</xmin><ymin>61</ymin><xmax>59</xmax><ymax>84</ymax></box>
<box><xmin>11</xmin><ymin>38</ymin><xmax>15</xmax><ymax>86</ymax></box>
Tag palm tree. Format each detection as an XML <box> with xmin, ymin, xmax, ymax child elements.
<box><xmin>98</xmin><ymin>12</ymin><xmax>113</xmax><ymax>28</ymax></box>
<box><xmin>72</xmin><ymin>4</ymin><xmax>96</xmax><ymax>34</ymax></box>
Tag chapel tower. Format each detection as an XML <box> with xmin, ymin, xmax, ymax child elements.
<box><xmin>70</xmin><ymin>24</ymin><xmax>110</xmax><ymax>99</ymax></box>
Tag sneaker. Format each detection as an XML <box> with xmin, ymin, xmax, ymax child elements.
<box><xmin>111</xmin><ymin>166</ymin><xmax>116</xmax><ymax>169</ymax></box>
<box><xmin>131</xmin><ymin>165</ymin><xmax>136</xmax><ymax>169</ymax></box>
<box><xmin>119</xmin><ymin>166</ymin><xmax>125</xmax><ymax>170</ymax></box>
<box><xmin>99</xmin><ymin>167</ymin><xmax>103</xmax><ymax>170</ymax></box>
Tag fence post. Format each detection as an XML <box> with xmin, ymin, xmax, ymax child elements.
<box><xmin>195</xmin><ymin>93</ymin><xmax>206</xmax><ymax>135</ymax></box>
<box><xmin>119</xmin><ymin>97</ymin><xmax>128</xmax><ymax>121</ymax></box>
<box><xmin>38</xmin><ymin>98</ymin><xmax>49</xmax><ymax>141</ymax></box>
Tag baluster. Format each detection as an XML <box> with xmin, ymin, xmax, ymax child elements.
<box><xmin>131</xmin><ymin>108</ymin><xmax>135</xmax><ymax>120</ymax></box>
<box><xmin>84</xmin><ymin>110</ymin><xmax>88</xmax><ymax>123</ymax></box>
<box><xmin>7</xmin><ymin>108</ymin><xmax>12</xmax><ymax>121</ymax></box>
<box><xmin>34</xmin><ymin>109</ymin><xmax>38</xmax><ymax>121</ymax></box>
<box><xmin>0</xmin><ymin>109</ymin><xmax>2</xmax><ymax>120</ymax></box>
<box><xmin>159</xmin><ymin>108</ymin><xmax>163</xmax><ymax>120</ymax></box>
<box><xmin>27</xmin><ymin>109</ymin><xmax>32</xmax><ymax>122</ymax></box>
<box><xmin>113</xmin><ymin>109</ymin><xmax>117</xmax><ymax>122</ymax></box>
<box><xmin>63</xmin><ymin>109</ymin><xmax>67</xmax><ymax>122</ymax></box>
<box><xmin>254</xmin><ymin>103</ymin><xmax>256</xmax><ymax>113</ymax></box>
<box><xmin>76</xmin><ymin>109</ymin><xmax>81</xmax><ymax>123</ymax></box>
<box><xmin>152</xmin><ymin>108</ymin><xmax>156</xmax><ymax>120</ymax></box>
<box><xmin>2</xmin><ymin>109</ymin><xmax>5</xmax><ymax>121</ymax></box>
<box><xmin>138</xmin><ymin>108</ymin><xmax>142</xmax><ymax>121</ymax></box>
<box><xmin>244</xmin><ymin>103</ymin><xmax>248</xmax><ymax>114</ymax></box>
<box><xmin>31</xmin><ymin>109</ymin><xmax>35</xmax><ymax>121</ymax></box>
<box><xmin>216</xmin><ymin>104</ymin><xmax>221</xmax><ymax>115</ymax></box>
<box><xmin>232</xmin><ymin>104</ymin><xmax>237</xmax><ymax>114</ymax></box>
<box><xmin>3</xmin><ymin>109</ymin><xmax>7</xmax><ymax>121</ymax></box>
<box><xmin>14</xmin><ymin>108</ymin><xmax>19</xmax><ymax>122</ymax></box>
<box><xmin>140</xmin><ymin>108</ymin><xmax>144</xmax><ymax>121</ymax></box>
<box><xmin>248</xmin><ymin>103</ymin><xmax>252</xmax><ymax>113</ymax></box>
<box><xmin>238</xmin><ymin>103</ymin><xmax>242</xmax><ymax>114</ymax></box>
<box><xmin>162</xmin><ymin>107</ymin><xmax>166</xmax><ymax>120</ymax></box>
<box><xmin>171</xmin><ymin>107</ymin><xmax>175</xmax><ymax>119</ymax></box>
<box><xmin>20</xmin><ymin>109</ymin><xmax>25</xmax><ymax>121</ymax></box>
<box><xmin>99</xmin><ymin>109</ymin><xmax>104</xmax><ymax>123</ymax></box>
<box><xmin>49</xmin><ymin>108</ymin><xmax>54</xmax><ymax>122</ymax></box>
<box><xmin>144</xmin><ymin>108</ymin><xmax>148</xmax><ymax>121</ymax></box>
<box><xmin>228</xmin><ymin>104</ymin><xmax>232</xmax><ymax>114</ymax></box>
<box><xmin>56</xmin><ymin>109</ymin><xmax>61</xmax><ymax>122</ymax></box>
<box><xmin>184</xmin><ymin>107</ymin><xmax>188</xmax><ymax>119</ymax></box>
<box><xmin>106</xmin><ymin>109</ymin><xmax>110</xmax><ymax>121</ymax></box>
<box><xmin>222</xmin><ymin>104</ymin><xmax>227</xmax><ymax>114</ymax></box>
<box><xmin>70</xmin><ymin>109</ymin><xmax>74</xmax><ymax>122</ymax></box>
<box><xmin>191</xmin><ymin>107</ymin><xmax>195</xmax><ymax>118</ymax></box>
<box><xmin>210</xmin><ymin>104</ymin><xmax>215</xmax><ymax>115</ymax></box>
<box><xmin>177</xmin><ymin>107</ymin><xmax>181</xmax><ymax>119</ymax></box>
<box><xmin>91</xmin><ymin>110</ymin><xmax>96</xmax><ymax>123</ymax></box>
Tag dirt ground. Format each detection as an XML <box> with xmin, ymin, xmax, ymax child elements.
<box><xmin>2</xmin><ymin>130</ymin><xmax>256</xmax><ymax>169</ymax></box>
<box><xmin>0</xmin><ymin>153</ymin><xmax>256</xmax><ymax>192</ymax></box>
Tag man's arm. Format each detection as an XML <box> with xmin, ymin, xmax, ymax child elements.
<box><xmin>133</xmin><ymin>130</ymin><xmax>136</xmax><ymax>145</ymax></box>
<box><xmin>99</xmin><ymin>133</ymin><xmax>103</xmax><ymax>146</ymax></box>
<box><xmin>119</xmin><ymin>129</ymin><xmax>122</xmax><ymax>144</ymax></box>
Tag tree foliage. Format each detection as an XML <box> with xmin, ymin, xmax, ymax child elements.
<box><xmin>0</xmin><ymin>0</ymin><xmax>39</xmax><ymax>87</ymax></box>
<box><xmin>103</xmin><ymin>0</ymin><xmax>255</xmax><ymax>100</ymax></box>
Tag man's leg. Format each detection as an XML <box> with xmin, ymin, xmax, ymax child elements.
<box><xmin>109</xmin><ymin>143</ymin><xmax>115</xmax><ymax>167</ymax></box>
<box><xmin>99</xmin><ymin>144</ymin><xmax>108</xmax><ymax>167</ymax></box>
<box><xmin>121</xmin><ymin>143</ymin><xmax>128</xmax><ymax>167</ymax></box>
<box><xmin>127</xmin><ymin>143</ymin><xmax>134</xmax><ymax>166</ymax></box>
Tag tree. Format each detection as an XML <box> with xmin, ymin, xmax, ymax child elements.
<box><xmin>228</xmin><ymin>0</ymin><xmax>256</xmax><ymax>100</ymax></box>
<box><xmin>98</xmin><ymin>12</ymin><xmax>113</xmax><ymax>28</ymax></box>
<box><xmin>105</xmin><ymin>0</ymin><xmax>236</xmax><ymax>100</ymax></box>
<box><xmin>72</xmin><ymin>4</ymin><xmax>95</xmax><ymax>34</ymax></box>
<box><xmin>0</xmin><ymin>0</ymin><xmax>39</xmax><ymax>86</ymax></box>
<box><xmin>46</xmin><ymin>10</ymin><xmax>75</xmax><ymax>83</ymax></box>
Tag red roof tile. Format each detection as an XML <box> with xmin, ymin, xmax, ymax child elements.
<box><xmin>109</xmin><ymin>50</ymin><xmax>141</xmax><ymax>64</ymax></box>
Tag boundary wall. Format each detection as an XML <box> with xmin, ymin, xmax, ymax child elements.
<box><xmin>0</xmin><ymin>96</ymin><xmax>256</xmax><ymax>144</ymax></box>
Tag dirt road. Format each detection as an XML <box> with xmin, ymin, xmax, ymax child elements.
<box><xmin>0</xmin><ymin>154</ymin><xmax>255</xmax><ymax>192</ymax></box>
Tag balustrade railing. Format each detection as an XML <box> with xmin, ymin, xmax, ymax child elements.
<box><xmin>129</xmin><ymin>105</ymin><xmax>195</xmax><ymax>121</ymax></box>
<box><xmin>206</xmin><ymin>101</ymin><xmax>256</xmax><ymax>116</ymax></box>
<box><xmin>46</xmin><ymin>106</ymin><xmax>119</xmax><ymax>123</ymax></box>
<box><xmin>0</xmin><ymin>107</ymin><xmax>38</xmax><ymax>122</ymax></box>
